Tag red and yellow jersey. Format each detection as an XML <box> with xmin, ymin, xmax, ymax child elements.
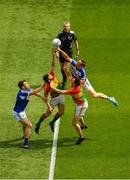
<box><xmin>66</xmin><ymin>86</ymin><xmax>86</xmax><ymax>105</ymax></box>
<box><xmin>43</xmin><ymin>70</ymin><xmax>62</xmax><ymax>98</ymax></box>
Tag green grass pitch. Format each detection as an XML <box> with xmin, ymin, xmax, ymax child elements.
<box><xmin>0</xmin><ymin>0</ymin><xmax>130</xmax><ymax>179</ymax></box>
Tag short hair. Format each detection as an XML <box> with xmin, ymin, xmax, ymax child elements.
<box><xmin>43</xmin><ymin>74</ymin><xmax>49</xmax><ymax>83</ymax></box>
<box><xmin>80</xmin><ymin>59</ymin><xmax>86</xmax><ymax>67</ymax></box>
<box><xmin>18</xmin><ymin>80</ymin><xmax>26</xmax><ymax>89</ymax></box>
<box><xmin>74</xmin><ymin>78</ymin><xmax>80</xmax><ymax>86</ymax></box>
<box><xmin>63</xmin><ymin>21</ymin><xmax>70</xmax><ymax>26</ymax></box>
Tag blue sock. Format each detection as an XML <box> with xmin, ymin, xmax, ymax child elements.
<box><xmin>24</xmin><ymin>138</ymin><xmax>29</xmax><ymax>145</ymax></box>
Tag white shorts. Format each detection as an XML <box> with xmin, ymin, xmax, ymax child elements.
<box><xmin>12</xmin><ymin>110</ymin><xmax>27</xmax><ymax>121</ymax></box>
<box><xmin>75</xmin><ymin>100</ymin><xmax>88</xmax><ymax>117</ymax></box>
<box><xmin>84</xmin><ymin>78</ymin><xmax>93</xmax><ymax>91</ymax></box>
<box><xmin>50</xmin><ymin>94</ymin><xmax>65</xmax><ymax>108</ymax></box>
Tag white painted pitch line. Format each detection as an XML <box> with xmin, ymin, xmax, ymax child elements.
<box><xmin>49</xmin><ymin>119</ymin><xmax>60</xmax><ymax>180</ymax></box>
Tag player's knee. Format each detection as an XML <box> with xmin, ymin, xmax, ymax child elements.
<box><xmin>72</xmin><ymin>121</ymin><xmax>75</xmax><ymax>126</ymax></box>
<box><xmin>90</xmin><ymin>91</ymin><xmax>98</xmax><ymax>98</ymax></box>
<box><xmin>93</xmin><ymin>93</ymin><xmax>98</xmax><ymax>98</ymax></box>
<box><xmin>42</xmin><ymin>113</ymin><xmax>49</xmax><ymax>119</ymax></box>
<box><xmin>59</xmin><ymin>111</ymin><xmax>64</xmax><ymax>116</ymax></box>
<box><xmin>29</xmin><ymin>123</ymin><xmax>33</xmax><ymax>128</ymax></box>
<box><xmin>28</xmin><ymin>122</ymin><xmax>32</xmax><ymax>128</ymax></box>
<box><xmin>72</xmin><ymin>119</ymin><xmax>76</xmax><ymax>126</ymax></box>
<box><xmin>26</xmin><ymin>122</ymin><xmax>32</xmax><ymax>128</ymax></box>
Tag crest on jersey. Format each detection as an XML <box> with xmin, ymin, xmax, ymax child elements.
<box><xmin>19</xmin><ymin>96</ymin><xmax>25</xmax><ymax>100</ymax></box>
<box><xmin>68</xmin><ymin>36</ymin><xmax>72</xmax><ymax>40</ymax></box>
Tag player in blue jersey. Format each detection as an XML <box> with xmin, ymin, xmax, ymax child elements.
<box><xmin>12</xmin><ymin>80</ymin><xmax>48</xmax><ymax>149</ymax></box>
<box><xmin>56</xmin><ymin>48</ymin><xmax>118</xmax><ymax>107</ymax></box>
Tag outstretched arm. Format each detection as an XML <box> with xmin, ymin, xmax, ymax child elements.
<box><xmin>34</xmin><ymin>92</ymin><xmax>53</xmax><ymax>112</ymax></box>
<box><xmin>57</xmin><ymin>48</ymin><xmax>72</xmax><ymax>63</ymax></box>
<box><xmin>50</xmin><ymin>81</ymin><xmax>67</xmax><ymax>94</ymax></box>
<box><xmin>51</xmin><ymin>86</ymin><xmax>67</xmax><ymax>94</ymax></box>
<box><xmin>43</xmin><ymin>96</ymin><xmax>53</xmax><ymax>112</ymax></box>
<box><xmin>51</xmin><ymin>83</ymin><xmax>80</xmax><ymax>95</ymax></box>
<box><xmin>51</xmin><ymin>48</ymin><xmax>57</xmax><ymax>72</ymax></box>
<box><xmin>29</xmin><ymin>85</ymin><xmax>43</xmax><ymax>96</ymax></box>
<box><xmin>56</xmin><ymin>47</ymin><xmax>73</xmax><ymax>79</ymax></box>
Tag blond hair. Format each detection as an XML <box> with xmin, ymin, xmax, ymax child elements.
<box><xmin>63</xmin><ymin>21</ymin><xmax>70</xmax><ymax>26</ymax></box>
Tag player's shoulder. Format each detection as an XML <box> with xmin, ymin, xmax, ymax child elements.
<box><xmin>57</xmin><ymin>31</ymin><xmax>63</xmax><ymax>36</ymax></box>
<box><xmin>20</xmin><ymin>89</ymin><xmax>31</xmax><ymax>94</ymax></box>
<box><xmin>70</xmin><ymin>30</ymin><xmax>75</xmax><ymax>34</ymax></box>
<box><xmin>71</xmin><ymin>59</ymin><xmax>77</xmax><ymax>65</ymax></box>
<box><xmin>50</xmin><ymin>69</ymin><xmax>55</xmax><ymax>76</ymax></box>
<box><xmin>19</xmin><ymin>89</ymin><xmax>26</xmax><ymax>94</ymax></box>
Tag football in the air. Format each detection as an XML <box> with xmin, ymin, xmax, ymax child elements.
<box><xmin>52</xmin><ymin>38</ymin><xmax>61</xmax><ymax>47</ymax></box>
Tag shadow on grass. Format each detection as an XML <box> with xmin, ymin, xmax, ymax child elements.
<box><xmin>58</xmin><ymin>137</ymin><xmax>92</xmax><ymax>147</ymax></box>
<box><xmin>0</xmin><ymin>138</ymin><xmax>52</xmax><ymax>149</ymax></box>
<box><xmin>0</xmin><ymin>136</ymin><xmax>92</xmax><ymax>149</ymax></box>
<box><xmin>0</xmin><ymin>137</ymin><xmax>24</xmax><ymax>149</ymax></box>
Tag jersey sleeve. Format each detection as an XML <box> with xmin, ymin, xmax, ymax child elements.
<box><xmin>56</xmin><ymin>32</ymin><xmax>61</xmax><ymax>39</ymax></box>
<box><xmin>49</xmin><ymin>70</ymin><xmax>55</xmax><ymax>78</ymax></box>
<box><xmin>66</xmin><ymin>87</ymin><xmax>80</xmax><ymax>95</ymax></box>
<box><xmin>73</xmin><ymin>32</ymin><xmax>77</xmax><ymax>41</ymax></box>
<box><xmin>80</xmin><ymin>69</ymin><xmax>86</xmax><ymax>80</ymax></box>
<box><xmin>71</xmin><ymin>59</ymin><xmax>77</xmax><ymax>66</ymax></box>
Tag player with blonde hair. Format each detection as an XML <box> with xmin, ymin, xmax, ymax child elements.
<box><xmin>56</xmin><ymin>47</ymin><xmax>118</xmax><ymax>107</ymax></box>
<box><xmin>56</xmin><ymin>21</ymin><xmax>79</xmax><ymax>89</ymax></box>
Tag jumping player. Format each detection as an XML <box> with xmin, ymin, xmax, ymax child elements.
<box><xmin>56</xmin><ymin>47</ymin><xmax>118</xmax><ymax>107</ymax></box>
<box><xmin>35</xmin><ymin>49</ymin><xmax>65</xmax><ymax>134</ymax></box>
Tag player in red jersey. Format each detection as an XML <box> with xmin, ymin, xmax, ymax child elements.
<box><xmin>35</xmin><ymin>49</ymin><xmax>65</xmax><ymax>133</ymax></box>
<box><xmin>51</xmin><ymin>77</ymin><xmax>88</xmax><ymax>145</ymax></box>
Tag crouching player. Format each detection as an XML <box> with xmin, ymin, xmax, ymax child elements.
<box><xmin>12</xmin><ymin>80</ymin><xmax>45</xmax><ymax>149</ymax></box>
<box><xmin>51</xmin><ymin>78</ymin><xmax>88</xmax><ymax>145</ymax></box>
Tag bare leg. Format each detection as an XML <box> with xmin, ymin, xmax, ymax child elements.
<box><xmin>88</xmin><ymin>86</ymin><xmax>108</xmax><ymax>99</ymax></box>
<box><xmin>35</xmin><ymin>108</ymin><xmax>52</xmax><ymax>134</ymax></box>
<box><xmin>88</xmin><ymin>86</ymin><xmax>118</xmax><ymax>106</ymax></box>
<box><xmin>49</xmin><ymin>103</ymin><xmax>65</xmax><ymax>132</ymax></box>
<box><xmin>79</xmin><ymin>102</ymin><xmax>88</xmax><ymax>129</ymax></box>
<box><xmin>23</xmin><ymin>126</ymin><xmax>25</xmax><ymax>138</ymax></box>
<box><xmin>79</xmin><ymin>116</ymin><xmax>87</xmax><ymax>128</ymax></box>
<box><xmin>19</xmin><ymin>118</ymin><xmax>32</xmax><ymax>147</ymax></box>
<box><xmin>72</xmin><ymin>115</ymin><xmax>84</xmax><ymax>138</ymax></box>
